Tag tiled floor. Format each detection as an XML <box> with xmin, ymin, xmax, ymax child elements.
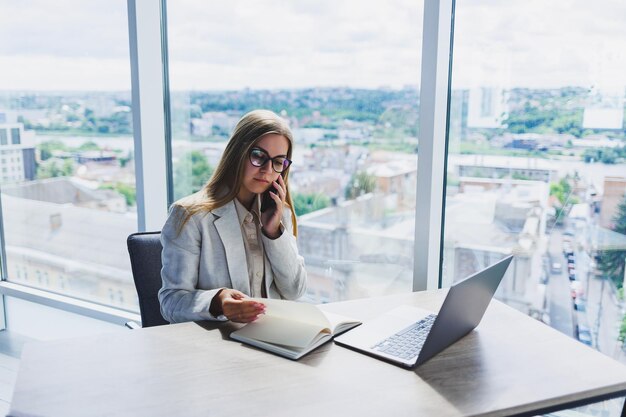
<box><xmin>0</xmin><ymin>331</ymin><xmax>31</xmax><ymax>417</ymax></box>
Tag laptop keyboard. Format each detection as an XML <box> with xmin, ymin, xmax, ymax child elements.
<box><xmin>371</xmin><ymin>314</ymin><xmax>437</xmax><ymax>360</ymax></box>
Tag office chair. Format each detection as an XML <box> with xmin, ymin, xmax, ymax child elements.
<box><xmin>126</xmin><ymin>231</ymin><xmax>170</xmax><ymax>328</ymax></box>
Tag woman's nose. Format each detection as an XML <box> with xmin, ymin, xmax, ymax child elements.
<box><xmin>259</xmin><ymin>160</ymin><xmax>270</xmax><ymax>173</ymax></box>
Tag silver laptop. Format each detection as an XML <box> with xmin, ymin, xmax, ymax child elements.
<box><xmin>334</xmin><ymin>255</ymin><xmax>513</xmax><ymax>368</ymax></box>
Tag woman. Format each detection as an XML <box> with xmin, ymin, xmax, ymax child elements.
<box><xmin>159</xmin><ymin>109</ymin><xmax>307</xmax><ymax>324</ymax></box>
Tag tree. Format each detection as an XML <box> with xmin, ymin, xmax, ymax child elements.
<box><xmin>549</xmin><ymin>178</ymin><xmax>572</xmax><ymax>206</ymax></box>
<box><xmin>119</xmin><ymin>151</ymin><xmax>133</xmax><ymax>168</ymax></box>
<box><xmin>617</xmin><ymin>312</ymin><xmax>626</xmax><ymax>353</ymax></box>
<box><xmin>37</xmin><ymin>158</ymin><xmax>74</xmax><ymax>179</ymax></box>
<box><xmin>115</xmin><ymin>183</ymin><xmax>136</xmax><ymax>207</ymax></box>
<box><xmin>78</xmin><ymin>141</ymin><xmax>100</xmax><ymax>151</ymax></box>
<box><xmin>345</xmin><ymin>171</ymin><xmax>376</xmax><ymax>199</ymax></box>
<box><xmin>598</xmin><ymin>196</ymin><xmax>626</xmax><ymax>288</ymax></box>
<box><xmin>173</xmin><ymin>151</ymin><xmax>214</xmax><ymax>201</ymax></box>
<box><xmin>101</xmin><ymin>183</ymin><xmax>136</xmax><ymax>207</ymax></box>
<box><xmin>38</xmin><ymin>140</ymin><xmax>67</xmax><ymax>161</ymax></box>
<box><xmin>292</xmin><ymin>192</ymin><xmax>331</xmax><ymax>216</ymax></box>
<box><xmin>549</xmin><ymin>177</ymin><xmax>580</xmax><ymax>226</ymax></box>
<box><xmin>583</xmin><ymin>148</ymin><xmax>619</xmax><ymax>164</ymax></box>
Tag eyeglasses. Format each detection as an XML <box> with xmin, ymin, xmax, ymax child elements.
<box><xmin>249</xmin><ymin>147</ymin><xmax>292</xmax><ymax>173</ymax></box>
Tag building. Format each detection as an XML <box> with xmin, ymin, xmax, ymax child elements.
<box><xmin>297</xmin><ymin>175</ymin><xmax>550</xmax><ymax>318</ymax></box>
<box><xmin>366</xmin><ymin>158</ymin><xmax>417</xmax><ymax>209</ymax></box>
<box><xmin>443</xmin><ymin>178</ymin><xmax>549</xmax><ymax>317</ymax></box>
<box><xmin>600</xmin><ymin>176</ymin><xmax>626</xmax><ymax>229</ymax></box>
<box><xmin>467</xmin><ymin>87</ymin><xmax>508</xmax><ymax>129</ymax></box>
<box><xmin>1</xmin><ymin>177</ymin><xmax>132</xmax><ymax>306</ymax></box>
<box><xmin>457</xmin><ymin>163</ymin><xmax>557</xmax><ymax>183</ymax></box>
<box><xmin>297</xmin><ymin>193</ymin><xmax>413</xmax><ymax>302</ymax></box>
<box><xmin>2</xmin><ymin>177</ymin><xmax>128</xmax><ymax>213</ymax></box>
<box><xmin>0</xmin><ymin>113</ymin><xmax>36</xmax><ymax>183</ymax></box>
<box><xmin>1</xmin><ymin>191</ymin><xmax>137</xmax><ymax>309</ymax></box>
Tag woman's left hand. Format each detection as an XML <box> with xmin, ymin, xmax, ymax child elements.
<box><xmin>261</xmin><ymin>174</ymin><xmax>286</xmax><ymax>239</ymax></box>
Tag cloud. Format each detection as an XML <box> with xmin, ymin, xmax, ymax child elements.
<box><xmin>165</xmin><ymin>0</ymin><xmax>421</xmax><ymax>90</ymax></box>
<box><xmin>452</xmin><ymin>0</ymin><xmax>626</xmax><ymax>89</ymax></box>
<box><xmin>1</xmin><ymin>0</ymin><xmax>625</xmax><ymax>91</ymax></box>
<box><xmin>0</xmin><ymin>55</ymin><xmax>131</xmax><ymax>91</ymax></box>
<box><xmin>0</xmin><ymin>0</ymin><xmax>129</xmax><ymax>59</ymax></box>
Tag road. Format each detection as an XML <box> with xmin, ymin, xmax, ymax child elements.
<box><xmin>546</xmin><ymin>228</ymin><xmax>626</xmax><ymax>416</ymax></box>
<box><xmin>547</xmin><ymin>227</ymin><xmax>626</xmax><ymax>362</ymax></box>
<box><xmin>547</xmin><ymin>230</ymin><xmax>574</xmax><ymax>337</ymax></box>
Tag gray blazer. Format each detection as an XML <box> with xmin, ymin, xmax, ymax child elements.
<box><xmin>158</xmin><ymin>200</ymin><xmax>307</xmax><ymax>323</ymax></box>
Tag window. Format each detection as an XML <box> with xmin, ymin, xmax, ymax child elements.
<box><xmin>444</xmin><ymin>0</ymin><xmax>626</xmax><ymax>392</ymax></box>
<box><xmin>10</xmin><ymin>128</ymin><xmax>20</xmax><ymax>144</ymax></box>
<box><xmin>0</xmin><ymin>0</ymin><xmax>138</xmax><ymax>311</ymax></box>
<box><xmin>166</xmin><ymin>0</ymin><xmax>424</xmax><ymax>303</ymax></box>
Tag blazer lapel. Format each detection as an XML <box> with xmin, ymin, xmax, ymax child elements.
<box><xmin>212</xmin><ymin>201</ymin><xmax>251</xmax><ymax>295</ymax></box>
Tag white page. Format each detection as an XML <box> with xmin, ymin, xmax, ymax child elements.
<box><xmin>252</xmin><ymin>298</ymin><xmax>330</xmax><ymax>328</ymax></box>
<box><xmin>322</xmin><ymin>311</ymin><xmax>360</xmax><ymax>334</ymax></box>
<box><xmin>234</xmin><ymin>315</ymin><xmax>330</xmax><ymax>348</ymax></box>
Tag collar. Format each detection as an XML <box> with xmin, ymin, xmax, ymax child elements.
<box><xmin>233</xmin><ymin>195</ymin><xmax>263</xmax><ymax>227</ymax></box>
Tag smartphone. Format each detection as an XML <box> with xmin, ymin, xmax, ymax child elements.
<box><xmin>261</xmin><ymin>187</ymin><xmax>276</xmax><ymax>213</ymax></box>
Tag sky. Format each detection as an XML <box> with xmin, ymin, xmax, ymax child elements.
<box><xmin>0</xmin><ymin>0</ymin><xmax>625</xmax><ymax>92</ymax></box>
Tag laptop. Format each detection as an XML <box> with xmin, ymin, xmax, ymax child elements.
<box><xmin>334</xmin><ymin>255</ymin><xmax>513</xmax><ymax>368</ymax></box>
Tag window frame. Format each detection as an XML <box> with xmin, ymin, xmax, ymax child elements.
<box><xmin>0</xmin><ymin>0</ymin><xmax>455</xmax><ymax>325</ymax></box>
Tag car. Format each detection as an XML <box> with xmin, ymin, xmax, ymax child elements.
<box><xmin>550</xmin><ymin>262</ymin><xmax>562</xmax><ymax>274</ymax></box>
<box><xmin>568</xmin><ymin>271</ymin><xmax>576</xmax><ymax>281</ymax></box>
<box><xmin>577</xmin><ymin>325</ymin><xmax>593</xmax><ymax>346</ymax></box>
<box><xmin>570</xmin><ymin>281</ymin><xmax>584</xmax><ymax>298</ymax></box>
<box><xmin>564</xmin><ymin>229</ymin><xmax>575</xmax><ymax>236</ymax></box>
<box><xmin>574</xmin><ymin>298</ymin><xmax>587</xmax><ymax>312</ymax></box>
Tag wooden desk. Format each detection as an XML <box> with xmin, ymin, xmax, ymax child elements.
<box><xmin>10</xmin><ymin>291</ymin><xmax>626</xmax><ymax>417</ymax></box>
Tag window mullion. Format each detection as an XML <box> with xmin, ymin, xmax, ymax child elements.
<box><xmin>413</xmin><ymin>0</ymin><xmax>455</xmax><ymax>291</ymax></box>
<box><xmin>127</xmin><ymin>0</ymin><xmax>169</xmax><ymax>231</ymax></box>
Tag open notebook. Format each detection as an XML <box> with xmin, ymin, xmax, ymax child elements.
<box><xmin>230</xmin><ymin>298</ymin><xmax>361</xmax><ymax>360</ymax></box>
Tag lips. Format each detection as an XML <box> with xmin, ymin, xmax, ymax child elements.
<box><xmin>253</xmin><ymin>178</ymin><xmax>270</xmax><ymax>183</ymax></box>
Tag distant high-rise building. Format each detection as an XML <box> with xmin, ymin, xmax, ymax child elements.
<box><xmin>467</xmin><ymin>87</ymin><xmax>507</xmax><ymax>129</ymax></box>
<box><xmin>0</xmin><ymin>113</ymin><xmax>36</xmax><ymax>183</ymax></box>
<box><xmin>583</xmin><ymin>90</ymin><xmax>624</xmax><ymax>130</ymax></box>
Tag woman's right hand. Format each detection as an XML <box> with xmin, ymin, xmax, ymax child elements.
<box><xmin>218</xmin><ymin>289</ymin><xmax>266</xmax><ymax>323</ymax></box>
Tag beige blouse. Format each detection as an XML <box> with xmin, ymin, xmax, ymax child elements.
<box><xmin>234</xmin><ymin>196</ymin><xmax>266</xmax><ymax>298</ymax></box>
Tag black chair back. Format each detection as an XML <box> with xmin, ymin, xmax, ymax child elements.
<box><xmin>127</xmin><ymin>231</ymin><xmax>169</xmax><ymax>327</ymax></box>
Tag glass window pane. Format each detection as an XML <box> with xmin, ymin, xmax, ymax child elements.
<box><xmin>445</xmin><ymin>0</ymin><xmax>626</xmax><ymax>388</ymax></box>
<box><xmin>167</xmin><ymin>0</ymin><xmax>423</xmax><ymax>303</ymax></box>
<box><xmin>0</xmin><ymin>1</ymin><xmax>138</xmax><ymax>311</ymax></box>
<box><xmin>10</xmin><ymin>128</ymin><xmax>20</xmax><ymax>145</ymax></box>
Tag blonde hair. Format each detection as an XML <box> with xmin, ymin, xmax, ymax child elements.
<box><xmin>175</xmin><ymin>109</ymin><xmax>298</xmax><ymax>236</ymax></box>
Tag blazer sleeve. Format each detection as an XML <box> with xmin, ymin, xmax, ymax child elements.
<box><xmin>158</xmin><ymin>205</ymin><xmax>226</xmax><ymax>323</ymax></box>
<box><xmin>261</xmin><ymin>207</ymin><xmax>307</xmax><ymax>300</ymax></box>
